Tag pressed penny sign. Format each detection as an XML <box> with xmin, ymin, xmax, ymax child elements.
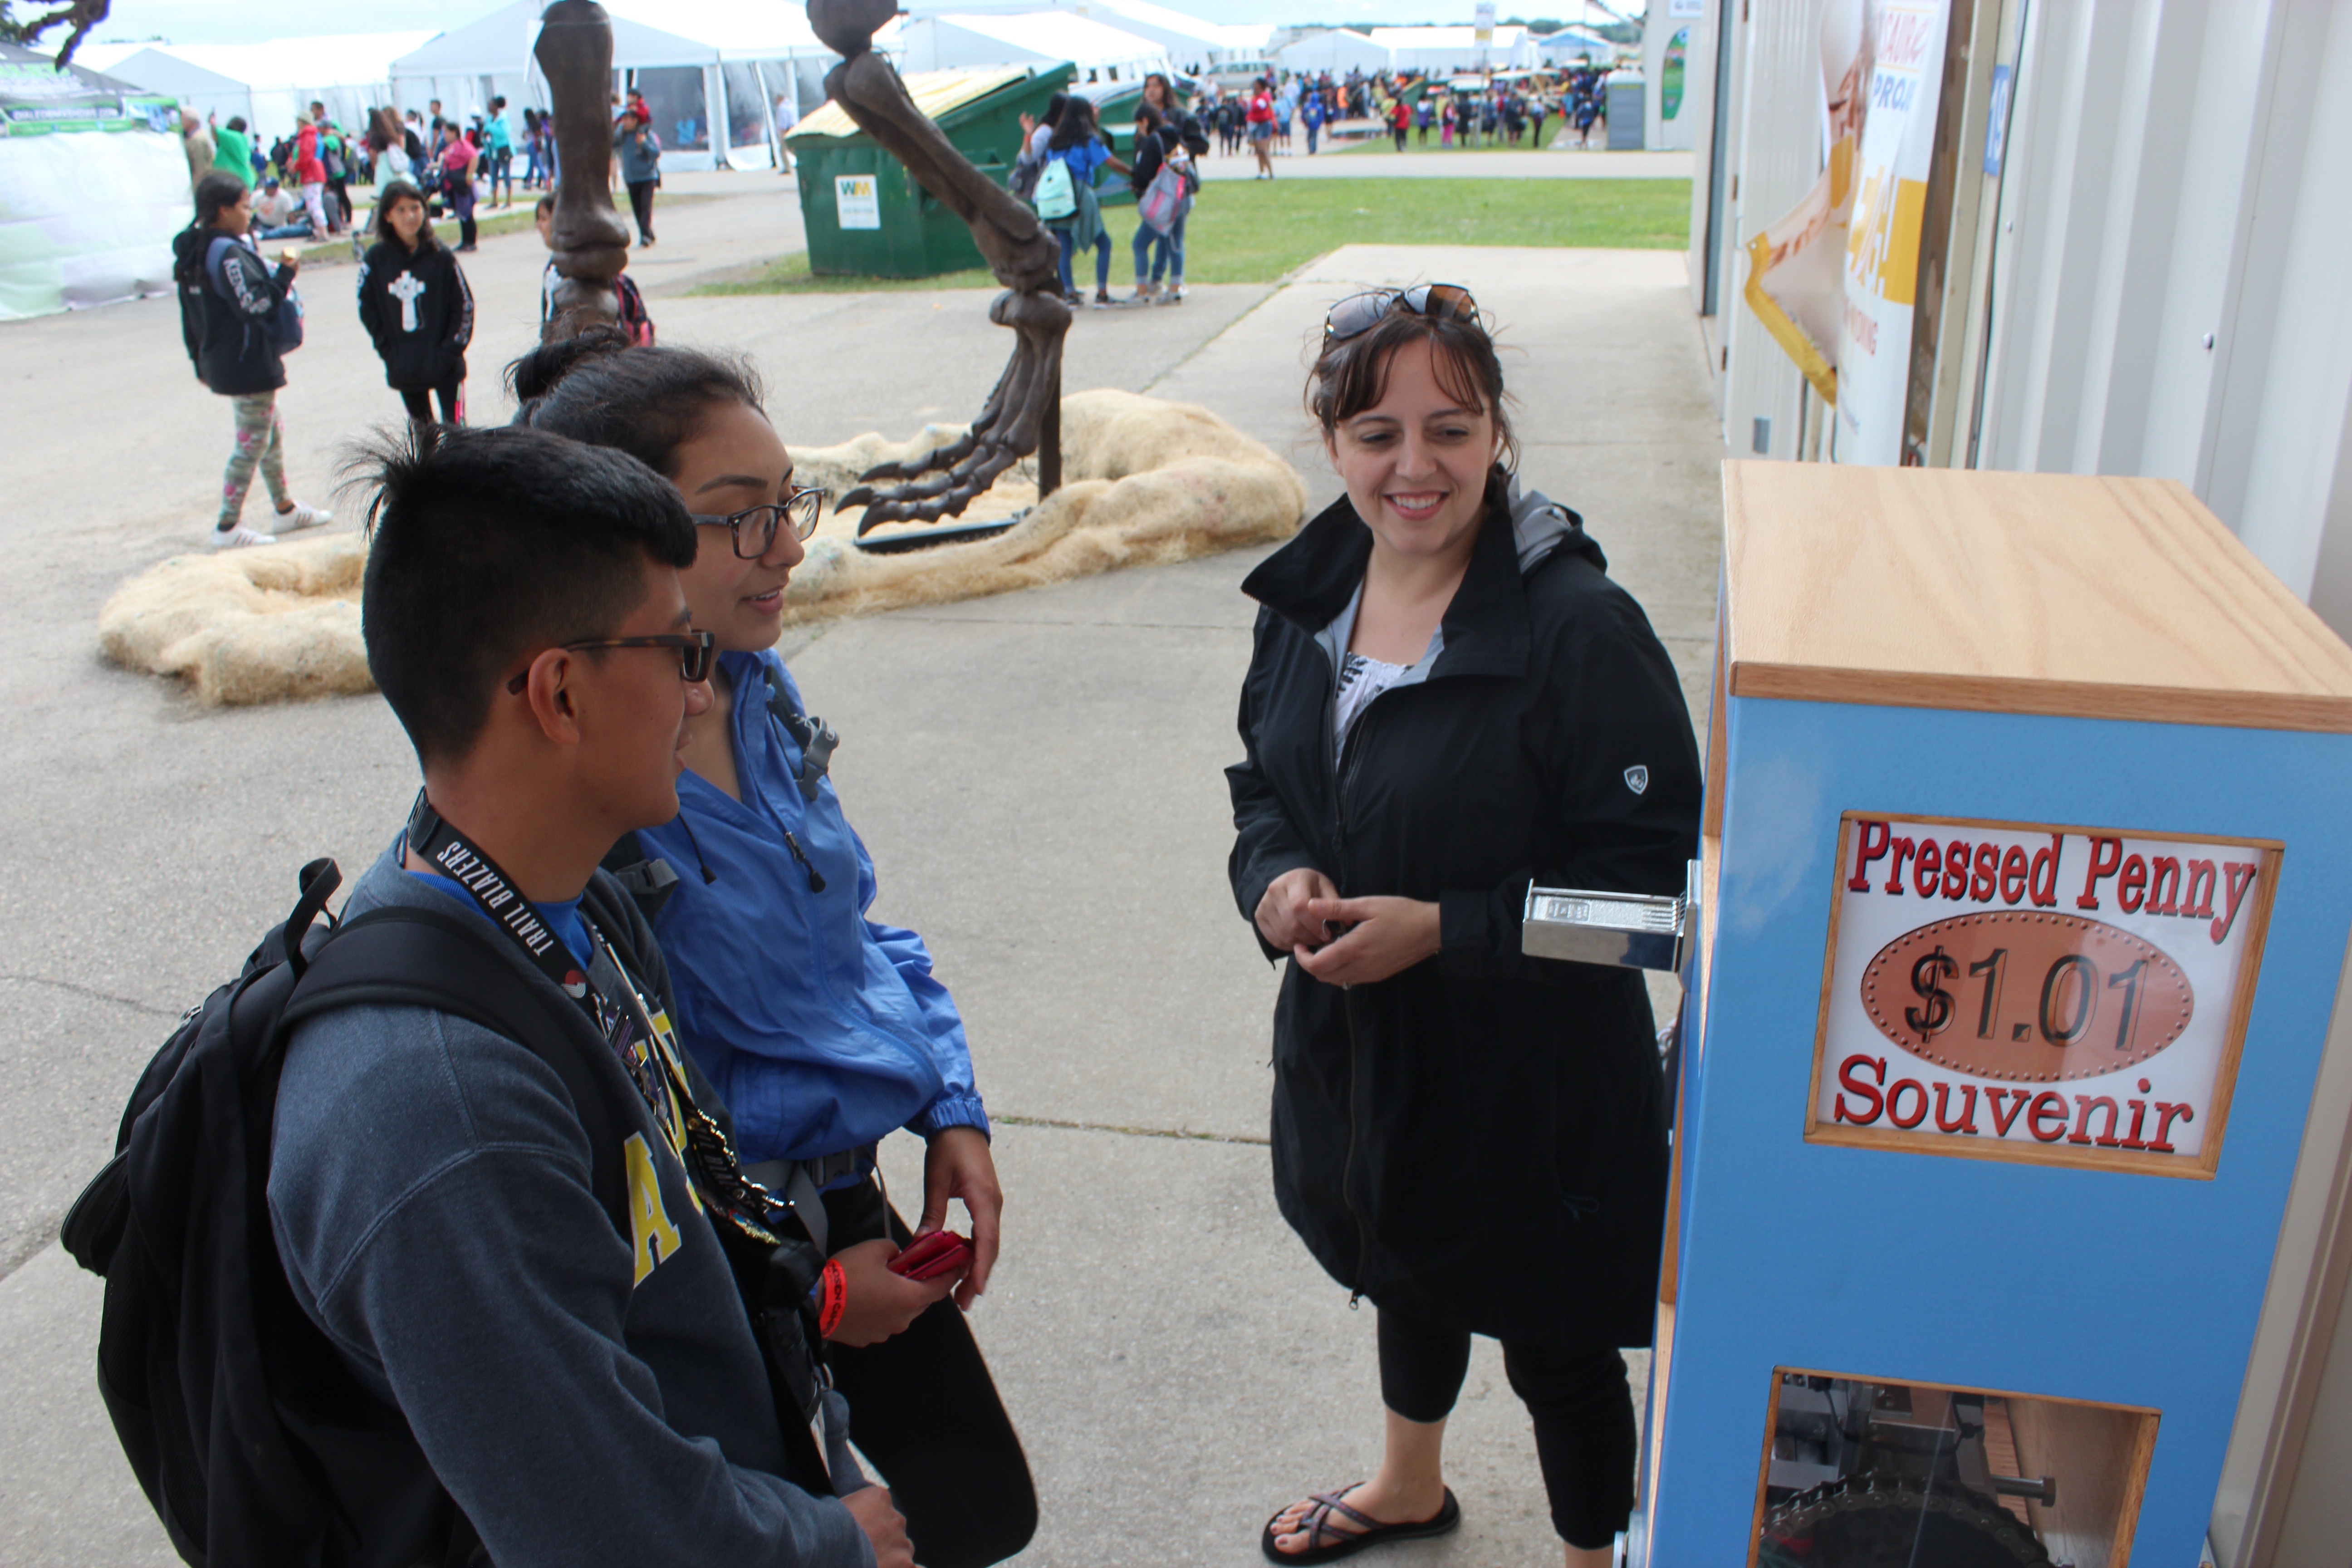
<box><xmin>1807</xmin><ymin>813</ymin><xmax>2279</xmax><ymax>1176</ymax></box>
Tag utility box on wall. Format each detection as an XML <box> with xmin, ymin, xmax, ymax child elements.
<box><xmin>1635</xmin><ymin>464</ymin><xmax>2352</xmax><ymax>1567</ymax></box>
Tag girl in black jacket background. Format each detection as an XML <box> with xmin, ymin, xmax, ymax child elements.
<box><xmin>172</xmin><ymin>171</ymin><xmax>331</xmax><ymax>548</ymax></box>
<box><xmin>1233</xmin><ymin>286</ymin><xmax>1701</xmax><ymax>1567</ymax></box>
<box><xmin>357</xmin><ymin>179</ymin><xmax>475</xmax><ymax>425</ymax></box>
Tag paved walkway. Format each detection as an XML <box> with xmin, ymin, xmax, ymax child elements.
<box><xmin>0</xmin><ymin>172</ymin><xmax>1726</xmax><ymax>1563</ymax></box>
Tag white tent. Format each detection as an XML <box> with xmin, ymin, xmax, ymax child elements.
<box><xmin>388</xmin><ymin>0</ymin><xmax>828</xmax><ymax>172</ymax></box>
<box><xmin>1536</xmin><ymin>28</ymin><xmax>1621</xmax><ymax>66</ymax></box>
<box><xmin>1274</xmin><ymin>28</ymin><xmax>1392</xmax><ymax>78</ymax></box>
<box><xmin>894</xmin><ymin>13</ymin><xmax>1169</xmax><ymax>86</ymax></box>
<box><xmin>1367</xmin><ymin>25</ymin><xmax>1538</xmax><ymax>74</ymax></box>
<box><xmin>76</xmin><ymin>34</ymin><xmax>435</xmax><ymax>145</ymax></box>
<box><xmin>902</xmin><ymin>0</ymin><xmax>1264</xmax><ymax>70</ymax></box>
<box><xmin>0</xmin><ymin>44</ymin><xmax>186</xmax><ymax>322</ymax></box>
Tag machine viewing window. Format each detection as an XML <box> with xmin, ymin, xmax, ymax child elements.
<box><xmin>1751</xmin><ymin>1370</ymin><xmax>2157</xmax><ymax>1568</ymax></box>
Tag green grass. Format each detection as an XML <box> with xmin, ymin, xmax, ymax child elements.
<box><xmin>1330</xmin><ymin>128</ymin><xmax>1575</xmax><ymax>154</ymax></box>
<box><xmin>692</xmin><ymin>176</ymin><xmax>1690</xmax><ymax>295</ymax></box>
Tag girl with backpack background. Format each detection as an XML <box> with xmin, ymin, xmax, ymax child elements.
<box><xmin>441</xmin><ymin>125</ymin><xmax>482</xmax><ymax>251</ymax></box>
<box><xmin>1036</xmin><ymin>97</ymin><xmax>1123</xmax><ymax>308</ymax></box>
<box><xmin>1122</xmin><ymin>105</ymin><xmax>1193</xmax><ymax>306</ymax></box>
<box><xmin>357</xmin><ymin>179</ymin><xmax>474</xmax><ymax>427</ymax></box>
<box><xmin>172</xmin><ymin>172</ymin><xmax>330</xmax><ymax>548</ymax></box>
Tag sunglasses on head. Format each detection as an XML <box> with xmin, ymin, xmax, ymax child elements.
<box><xmin>1322</xmin><ymin>284</ymin><xmax>1481</xmax><ymax>345</ymax></box>
<box><xmin>505</xmin><ymin>630</ymin><xmax>716</xmax><ymax>695</ymax></box>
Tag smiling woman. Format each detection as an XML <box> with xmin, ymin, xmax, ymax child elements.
<box><xmin>1229</xmin><ymin>286</ymin><xmax>1704</xmax><ymax>1568</ymax></box>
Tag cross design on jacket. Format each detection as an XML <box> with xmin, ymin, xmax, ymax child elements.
<box><xmin>387</xmin><ymin>271</ymin><xmax>426</xmax><ymax>333</ymax></box>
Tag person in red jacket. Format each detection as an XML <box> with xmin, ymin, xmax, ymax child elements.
<box><xmin>1246</xmin><ymin>78</ymin><xmax>1277</xmax><ymax>180</ymax></box>
<box><xmin>292</xmin><ymin>110</ymin><xmax>332</xmax><ymax>236</ymax></box>
<box><xmin>1389</xmin><ymin>95</ymin><xmax>1411</xmax><ymax>152</ymax></box>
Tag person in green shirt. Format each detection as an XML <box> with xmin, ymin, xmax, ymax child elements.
<box><xmin>210</xmin><ymin>116</ymin><xmax>254</xmax><ymax>188</ymax></box>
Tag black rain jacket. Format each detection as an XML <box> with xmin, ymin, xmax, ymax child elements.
<box><xmin>1227</xmin><ymin>481</ymin><xmax>1701</xmax><ymax>1347</ymax></box>
<box><xmin>356</xmin><ymin>239</ymin><xmax>473</xmax><ymax>391</ymax></box>
<box><xmin>174</xmin><ymin>228</ymin><xmax>288</xmax><ymax>397</ymax></box>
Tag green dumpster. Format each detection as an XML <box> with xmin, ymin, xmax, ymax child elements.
<box><xmin>788</xmin><ymin>63</ymin><xmax>1075</xmax><ymax>278</ymax></box>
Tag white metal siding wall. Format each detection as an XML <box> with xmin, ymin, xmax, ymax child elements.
<box><xmin>1717</xmin><ymin>0</ymin><xmax>1833</xmax><ymax>461</ymax></box>
<box><xmin>1976</xmin><ymin>0</ymin><xmax>2352</xmax><ymax>625</ymax></box>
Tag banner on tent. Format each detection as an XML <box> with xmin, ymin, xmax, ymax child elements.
<box><xmin>1833</xmin><ymin>0</ymin><xmax>1949</xmax><ymax>465</ymax></box>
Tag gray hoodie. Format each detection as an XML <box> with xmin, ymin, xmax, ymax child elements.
<box><xmin>268</xmin><ymin>846</ymin><xmax>873</xmax><ymax>1568</ymax></box>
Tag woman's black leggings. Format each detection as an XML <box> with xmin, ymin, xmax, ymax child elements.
<box><xmin>1377</xmin><ymin>1306</ymin><xmax>1635</xmax><ymax>1551</ymax></box>
<box><xmin>397</xmin><ymin>383</ymin><xmax>462</xmax><ymax>425</ymax></box>
<box><xmin>626</xmin><ymin>178</ymin><xmax>657</xmax><ymax>242</ymax></box>
<box><xmin>821</xmin><ymin>1180</ymin><xmax>1037</xmax><ymax>1568</ymax></box>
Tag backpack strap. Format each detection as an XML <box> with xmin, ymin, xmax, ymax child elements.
<box><xmin>280</xmin><ymin>904</ymin><xmax>629</xmax><ymax>1230</ymax></box>
<box><xmin>600</xmin><ymin>830</ymin><xmax>683</xmax><ymax>924</ymax></box>
<box><xmin>762</xmin><ymin>664</ymin><xmax>838</xmax><ymax>803</ymax></box>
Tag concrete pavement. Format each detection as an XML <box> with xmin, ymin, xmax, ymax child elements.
<box><xmin>0</xmin><ymin>166</ymin><xmax>1727</xmax><ymax>1564</ymax></box>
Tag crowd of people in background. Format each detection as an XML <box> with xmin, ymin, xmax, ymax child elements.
<box><xmin>1195</xmin><ymin>58</ymin><xmax>1613</xmax><ymax>159</ymax></box>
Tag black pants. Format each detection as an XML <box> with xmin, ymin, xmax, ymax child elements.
<box><xmin>397</xmin><ymin>382</ymin><xmax>462</xmax><ymax>425</ymax></box>
<box><xmin>822</xmin><ymin>1180</ymin><xmax>1037</xmax><ymax>1568</ymax></box>
<box><xmin>626</xmin><ymin>179</ymin><xmax>657</xmax><ymax>242</ymax></box>
<box><xmin>1377</xmin><ymin>1307</ymin><xmax>1635</xmax><ymax>1551</ymax></box>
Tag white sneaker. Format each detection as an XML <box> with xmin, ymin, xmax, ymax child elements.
<box><xmin>272</xmin><ymin>500</ymin><xmax>331</xmax><ymax>532</ymax></box>
<box><xmin>211</xmin><ymin>524</ymin><xmax>277</xmax><ymax>549</ymax></box>
<box><xmin>1156</xmin><ymin>284</ymin><xmax>1186</xmax><ymax>304</ymax></box>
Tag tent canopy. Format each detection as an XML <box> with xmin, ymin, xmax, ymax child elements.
<box><xmin>77</xmin><ymin>34</ymin><xmax>432</xmax><ymax>139</ymax></box>
<box><xmin>1367</xmin><ymin>24</ymin><xmax>1538</xmax><ymax>72</ymax></box>
<box><xmin>389</xmin><ymin>0</ymin><xmax>828</xmax><ymax>171</ymax></box>
<box><xmin>894</xmin><ymin>13</ymin><xmax>1169</xmax><ymax>80</ymax></box>
<box><xmin>1274</xmin><ymin>29</ymin><xmax>1392</xmax><ymax>78</ymax></box>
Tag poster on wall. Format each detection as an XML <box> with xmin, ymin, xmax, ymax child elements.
<box><xmin>1740</xmin><ymin>0</ymin><xmax>1867</xmax><ymax>405</ymax></box>
<box><xmin>1831</xmin><ymin>0</ymin><xmax>1949</xmax><ymax>464</ymax></box>
<box><xmin>1806</xmin><ymin>812</ymin><xmax>2278</xmax><ymax>1178</ymax></box>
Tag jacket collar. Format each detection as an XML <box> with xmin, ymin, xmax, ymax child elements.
<box><xmin>1242</xmin><ymin>490</ymin><xmax>1539</xmax><ymax>681</ymax></box>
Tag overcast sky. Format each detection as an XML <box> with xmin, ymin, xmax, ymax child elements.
<box><xmin>81</xmin><ymin>0</ymin><xmax>1632</xmax><ymax>47</ymax></box>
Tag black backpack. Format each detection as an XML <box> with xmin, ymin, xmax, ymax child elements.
<box><xmin>60</xmin><ymin>859</ymin><xmax>632</xmax><ymax>1568</ymax></box>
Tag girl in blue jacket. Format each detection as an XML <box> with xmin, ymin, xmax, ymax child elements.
<box><xmin>510</xmin><ymin>327</ymin><xmax>1034</xmax><ymax>1568</ymax></box>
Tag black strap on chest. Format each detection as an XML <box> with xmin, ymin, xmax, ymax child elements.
<box><xmin>761</xmin><ymin>668</ymin><xmax>838</xmax><ymax>803</ymax></box>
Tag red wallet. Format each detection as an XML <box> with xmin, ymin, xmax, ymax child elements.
<box><xmin>889</xmin><ymin>1229</ymin><xmax>974</xmax><ymax>1281</ymax></box>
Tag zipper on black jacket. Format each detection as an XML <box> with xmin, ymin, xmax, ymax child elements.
<box><xmin>1327</xmin><ymin>660</ymin><xmax>1380</xmax><ymax>1298</ymax></box>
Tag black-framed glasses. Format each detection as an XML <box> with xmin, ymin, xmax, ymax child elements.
<box><xmin>690</xmin><ymin>486</ymin><xmax>828</xmax><ymax>559</ymax></box>
<box><xmin>505</xmin><ymin>631</ymin><xmax>716</xmax><ymax>694</ymax></box>
<box><xmin>1322</xmin><ymin>284</ymin><xmax>1481</xmax><ymax>344</ymax></box>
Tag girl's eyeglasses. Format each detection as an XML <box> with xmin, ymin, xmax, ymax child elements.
<box><xmin>1322</xmin><ymin>284</ymin><xmax>1481</xmax><ymax>344</ymax></box>
<box><xmin>691</xmin><ymin>485</ymin><xmax>829</xmax><ymax>559</ymax></box>
<box><xmin>505</xmin><ymin>631</ymin><xmax>716</xmax><ymax>694</ymax></box>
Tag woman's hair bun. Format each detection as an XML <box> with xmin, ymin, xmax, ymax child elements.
<box><xmin>508</xmin><ymin>322</ymin><xmax>632</xmax><ymax>407</ymax></box>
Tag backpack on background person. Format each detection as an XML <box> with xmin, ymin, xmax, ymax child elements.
<box><xmin>1034</xmin><ymin>156</ymin><xmax>1075</xmax><ymax>220</ymax></box>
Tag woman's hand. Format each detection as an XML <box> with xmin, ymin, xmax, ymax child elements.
<box><xmin>921</xmin><ymin>1125</ymin><xmax>1001</xmax><ymax>1310</ymax></box>
<box><xmin>1256</xmin><ymin>867</ymin><xmax>1339</xmax><ymax>953</ymax></box>
<box><xmin>1019</xmin><ymin>111</ymin><xmax>1037</xmax><ymax>137</ymax></box>
<box><xmin>1291</xmin><ymin>896</ymin><xmax>1441</xmax><ymax>987</ymax></box>
<box><xmin>827</xmin><ymin>1236</ymin><xmax>957</xmax><ymax>1346</ymax></box>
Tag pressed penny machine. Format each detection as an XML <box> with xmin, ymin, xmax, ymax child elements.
<box><xmin>1529</xmin><ymin>464</ymin><xmax>2352</xmax><ymax>1567</ymax></box>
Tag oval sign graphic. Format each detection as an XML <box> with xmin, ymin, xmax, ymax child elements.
<box><xmin>1860</xmin><ymin>911</ymin><xmax>2193</xmax><ymax>1082</ymax></box>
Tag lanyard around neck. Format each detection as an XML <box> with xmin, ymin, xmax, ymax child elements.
<box><xmin>405</xmin><ymin>790</ymin><xmax>598</xmax><ymax>1008</ymax></box>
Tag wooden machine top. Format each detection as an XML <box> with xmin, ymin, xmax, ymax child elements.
<box><xmin>1720</xmin><ymin>462</ymin><xmax>2352</xmax><ymax>733</ymax></box>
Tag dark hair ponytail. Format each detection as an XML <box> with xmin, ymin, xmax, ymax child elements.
<box><xmin>177</xmin><ymin>172</ymin><xmax>251</xmax><ymax>286</ymax></box>
<box><xmin>507</xmin><ymin>325</ymin><xmax>765</xmax><ymax>479</ymax></box>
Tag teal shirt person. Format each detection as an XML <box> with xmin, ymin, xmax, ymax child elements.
<box><xmin>211</xmin><ymin>123</ymin><xmax>253</xmax><ymax>187</ymax></box>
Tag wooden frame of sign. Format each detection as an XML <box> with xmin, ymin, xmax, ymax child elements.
<box><xmin>1804</xmin><ymin>810</ymin><xmax>2280</xmax><ymax>1177</ymax></box>
<box><xmin>1746</xmin><ymin>1366</ymin><xmax>2161</xmax><ymax>1568</ymax></box>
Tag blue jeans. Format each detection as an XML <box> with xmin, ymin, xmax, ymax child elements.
<box><xmin>1132</xmin><ymin>207</ymin><xmax>1186</xmax><ymax>284</ymax></box>
<box><xmin>1054</xmin><ymin>226</ymin><xmax>1110</xmax><ymax>294</ymax></box>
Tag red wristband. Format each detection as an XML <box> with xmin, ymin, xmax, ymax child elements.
<box><xmin>817</xmin><ymin>1258</ymin><xmax>846</xmax><ymax>1338</ymax></box>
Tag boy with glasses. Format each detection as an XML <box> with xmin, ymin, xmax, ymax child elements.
<box><xmin>267</xmin><ymin>424</ymin><xmax>911</xmax><ymax>1568</ymax></box>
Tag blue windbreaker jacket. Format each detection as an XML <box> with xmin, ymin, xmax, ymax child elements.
<box><xmin>639</xmin><ymin>651</ymin><xmax>987</xmax><ymax>1174</ymax></box>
